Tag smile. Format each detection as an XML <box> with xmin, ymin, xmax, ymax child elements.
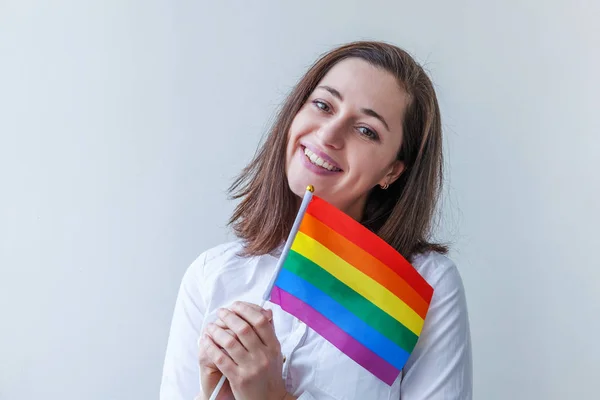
<box><xmin>302</xmin><ymin>147</ymin><xmax>342</xmax><ymax>172</ymax></box>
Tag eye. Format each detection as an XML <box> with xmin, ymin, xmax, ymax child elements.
<box><xmin>357</xmin><ymin>126</ymin><xmax>379</xmax><ymax>141</ymax></box>
<box><xmin>312</xmin><ymin>100</ymin><xmax>331</xmax><ymax>113</ymax></box>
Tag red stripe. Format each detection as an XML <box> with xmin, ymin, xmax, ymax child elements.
<box><xmin>307</xmin><ymin>195</ymin><xmax>433</xmax><ymax>302</ymax></box>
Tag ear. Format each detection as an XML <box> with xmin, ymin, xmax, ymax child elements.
<box><xmin>379</xmin><ymin>160</ymin><xmax>405</xmax><ymax>187</ymax></box>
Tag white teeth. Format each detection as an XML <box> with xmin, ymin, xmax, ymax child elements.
<box><xmin>303</xmin><ymin>147</ymin><xmax>339</xmax><ymax>171</ymax></box>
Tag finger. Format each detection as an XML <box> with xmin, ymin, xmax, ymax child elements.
<box><xmin>206</xmin><ymin>322</ymin><xmax>249</xmax><ymax>363</ymax></box>
<box><xmin>200</xmin><ymin>333</ymin><xmax>234</xmax><ymax>369</ymax></box>
<box><xmin>230</xmin><ymin>301</ymin><xmax>274</xmax><ymax>321</ymax></box>
<box><xmin>202</xmin><ymin>321</ymin><xmax>237</xmax><ymax>350</ymax></box>
<box><xmin>213</xmin><ymin>318</ymin><xmax>228</xmax><ymax>329</ymax></box>
<box><xmin>197</xmin><ymin>335</ymin><xmax>211</xmax><ymax>364</ymax></box>
<box><xmin>218</xmin><ymin>307</ymin><xmax>265</xmax><ymax>350</ymax></box>
<box><xmin>197</xmin><ymin>319</ymin><xmax>229</xmax><ymax>348</ymax></box>
<box><xmin>198</xmin><ymin>336</ymin><xmax>219</xmax><ymax>370</ymax></box>
<box><xmin>213</xmin><ymin>319</ymin><xmax>239</xmax><ymax>343</ymax></box>
<box><xmin>203</xmin><ymin>333</ymin><xmax>237</xmax><ymax>378</ymax></box>
<box><xmin>229</xmin><ymin>302</ymin><xmax>278</xmax><ymax>348</ymax></box>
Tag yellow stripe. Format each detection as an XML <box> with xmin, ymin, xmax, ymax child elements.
<box><xmin>291</xmin><ymin>232</ymin><xmax>425</xmax><ymax>335</ymax></box>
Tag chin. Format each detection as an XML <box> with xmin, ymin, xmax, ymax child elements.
<box><xmin>287</xmin><ymin>175</ymin><xmax>308</xmax><ymax>198</ymax></box>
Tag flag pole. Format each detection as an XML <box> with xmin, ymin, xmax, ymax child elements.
<box><xmin>261</xmin><ymin>184</ymin><xmax>314</xmax><ymax>303</ymax></box>
<box><xmin>207</xmin><ymin>185</ymin><xmax>314</xmax><ymax>400</ymax></box>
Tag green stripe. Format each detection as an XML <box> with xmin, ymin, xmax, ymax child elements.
<box><xmin>283</xmin><ymin>250</ymin><xmax>419</xmax><ymax>351</ymax></box>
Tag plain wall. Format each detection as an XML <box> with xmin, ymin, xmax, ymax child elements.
<box><xmin>1</xmin><ymin>1</ymin><xmax>598</xmax><ymax>399</ymax></box>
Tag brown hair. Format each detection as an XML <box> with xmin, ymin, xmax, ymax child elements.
<box><xmin>228</xmin><ymin>41</ymin><xmax>447</xmax><ymax>261</ymax></box>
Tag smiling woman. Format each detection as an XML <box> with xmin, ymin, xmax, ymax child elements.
<box><xmin>160</xmin><ymin>41</ymin><xmax>473</xmax><ymax>400</ymax></box>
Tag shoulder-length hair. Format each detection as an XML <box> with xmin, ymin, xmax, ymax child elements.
<box><xmin>228</xmin><ymin>41</ymin><xmax>447</xmax><ymax>261</ymax></box>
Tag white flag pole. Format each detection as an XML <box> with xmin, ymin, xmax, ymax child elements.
<box><xmin>207</xmin><ymin>185</ymin><xmax>314</xmax><ymax>400</ymax></box>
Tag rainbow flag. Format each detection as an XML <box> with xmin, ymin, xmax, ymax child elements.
<box><xmin>269</xmin><ymin>195</ymin><xmax>434</xmax><ymax>385</ymax></box>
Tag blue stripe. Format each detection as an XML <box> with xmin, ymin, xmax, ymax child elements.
<box><xmin>274</xmin><ymin>268</ymin><xmax>410</xmax><ymax>370</ymax></box>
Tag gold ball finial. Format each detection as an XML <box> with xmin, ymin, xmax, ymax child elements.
<box><xmin>306</xmin><ymin>185</ymin><xmax>315</xmax><ymax>193</ymax></box>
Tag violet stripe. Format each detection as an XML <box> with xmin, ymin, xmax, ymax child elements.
<box><xmin>271</xmin><ymin>287</ymin><xmax>400</xmax><ymax>385</ymax></box>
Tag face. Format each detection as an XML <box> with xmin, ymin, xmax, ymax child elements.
<box><xmin>285</xmin><ymin>58</ymin><xmax>409</xmax><ymax>220</ymax></box>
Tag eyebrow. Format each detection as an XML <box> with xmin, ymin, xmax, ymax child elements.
<box><xmin>317</xmin><ymin>85</ymin><xmax>390</xmax><ymax>132</ymax></box>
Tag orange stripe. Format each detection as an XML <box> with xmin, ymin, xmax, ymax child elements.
<box><xmin>307</xmin><ymin>196</ymin><xmax>434</xmax><ymax>302</ymax></box>
<box><xmin>299</xmin><ymin>213</ymin><xmax>430</xmax><ymax>319</ymax></box>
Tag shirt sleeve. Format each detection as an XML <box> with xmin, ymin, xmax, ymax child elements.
<box><xmin>400</xmin><ymin>261</ymin><xmax>473</xmax><ymax>400</ymax></box>
<box><xmin>160</xmin><ymin>254</ymin><xmax>207</xmax><ymax>400</ymax></box>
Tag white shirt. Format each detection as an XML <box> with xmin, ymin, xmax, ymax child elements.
<box><xmin>160</xmin><ymin>240</ymin><xmax>472</xmax><ymax>399</ymax></box>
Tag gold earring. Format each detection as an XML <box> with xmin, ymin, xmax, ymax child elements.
<box><xmin>381</xmin><ymin>182</ymin><xmax>389</xmax><ymax>190</ymax></box>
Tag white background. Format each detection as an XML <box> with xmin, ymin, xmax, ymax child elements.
<box><xmin>1</xmin><ymin>1</ymin><xmax>598</xmax><ymax>399</ymax></box>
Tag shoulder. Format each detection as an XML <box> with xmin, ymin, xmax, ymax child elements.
<box><xmin>175</xmin><ymin>240</ymin><xmax>249</xmax><ymax>307</ymax></box>
<box><xmin>183</xmin><ymin>239</ymin><xmax>249</xmax><ymax>281</ymax></box>
<box><xmin>401</xmin><ymin>251</ymin><xmax>473</xmax><ymax>396</ymax></box>
<box><xmin>410</xmin><ymin>251</ymin><xmax>470</xmax><ymax>325</ymax></box>
<box><xmin>409</xmin><ymin>250</ymin><xmax>471</xmax><ymax>351</ymax></box>
<box><xmin>411</xmin><ymin>251</ymin><xmax>466</xmax><ymax>299</ymax></box>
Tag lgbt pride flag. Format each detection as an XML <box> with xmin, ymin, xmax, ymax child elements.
<box><xmin>269</xmin><ymin>193</ymin><xmax>434</xmax><ymax>385</ymax></box>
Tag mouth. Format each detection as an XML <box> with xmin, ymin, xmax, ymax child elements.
<box><xmin>301</xmin><ymin>146</ymin><xmax>343</xmax><ymax>172</ymax></box>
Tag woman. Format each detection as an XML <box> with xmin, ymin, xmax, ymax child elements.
<box><xmin>160</xmin><ymin>41</ymin><xmax>472</xmax><ymax>400</ymax></box>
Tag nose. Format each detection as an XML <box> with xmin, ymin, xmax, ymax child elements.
<box><xmin>316</xmin><ymin>117</ymin><xmax>346</xmax><ymax>150</ymax></box>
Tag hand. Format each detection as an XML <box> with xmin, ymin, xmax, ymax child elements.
<box><xmin>198</xmin><ymin>326</ymin><xmax>235</xmax><ymax>400</ymax></box>
<box><xmin>198</xmin><ymin>306</ymin><xmax>272</xmax><ymax>400</ymax></box>
<box><xmin>198</xmin><ymin>305</ymin><xmax>272</xmax><ymax>400</ymax></box>
<box><xmin>203</xmin><ymin>301</ymin><xmax>288</xmax><ymax>400</ymax></box>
